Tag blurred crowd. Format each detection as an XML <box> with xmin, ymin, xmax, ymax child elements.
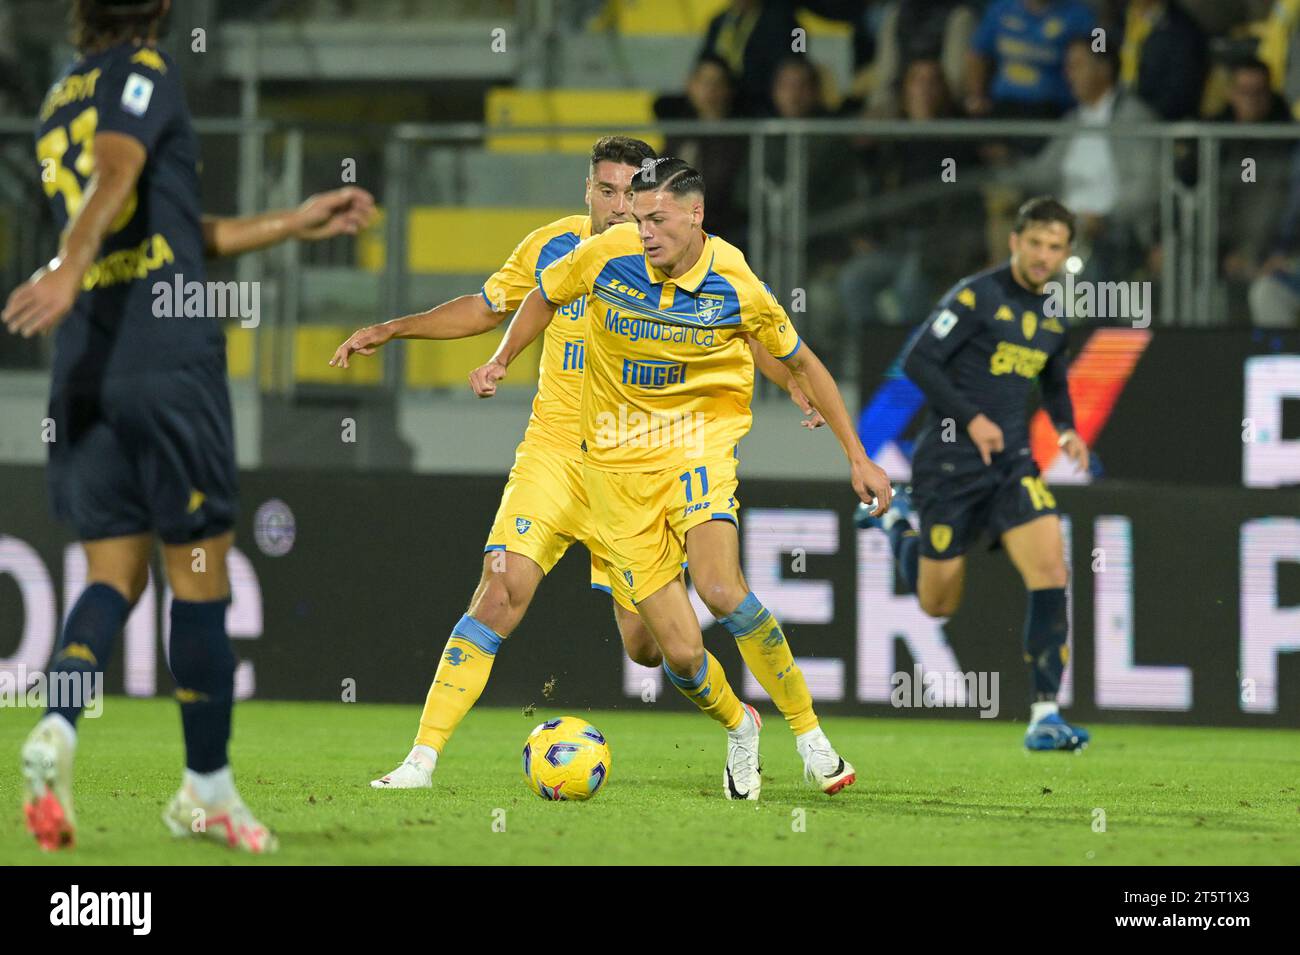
<box><xmin>654</xmin><ymin>0</ymin><xmax>1300</xmax><ymax>332</ymax></box>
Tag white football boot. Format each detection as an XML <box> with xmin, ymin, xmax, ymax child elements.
<box><xmin>163</xmin><ymin>781</ymin><xmax>278</xmax><ymax>854</ymax></box>
<box><xmin>724</xmin><ymin>703</ymin><xmax>763</xmax><ymax>800</ymax></box>
<box><xmin>370</xmin><ymin>747</ymin><xmax>436</xmax><ymax>789</ymax></box>
<box><xmin>21</xmin><ymin>715</ymin><xmax>77</xmax><ymax>851</ymax></box>
<box><xmin>797</xmin><ymin>727</ymin><xmax>857</xmax><ymax>795</ymax></box>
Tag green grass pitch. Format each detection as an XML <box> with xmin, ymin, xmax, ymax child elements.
<box><xmin>3</xmin><ymin>698</ymin><xmax>1297</xmax><ymax>865</ymax></box>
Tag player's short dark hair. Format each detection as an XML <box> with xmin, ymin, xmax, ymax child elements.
<box><xmin>630</xmin><ymin>157</ymin><xmax>706</xmax><ymax>201</ymax></box>
<box><xmin>1013</xmin><ymin>196</ymin><xmax>1076</xmax><ymax>242</ymax></box>
<box><xmin>71</xmin><ymin>0</ymin><xmax>166</xmax><ymax>51</ymax></box>
<box><xmin>589</xmin><ymin>136</ymin><xmax>658</xmax><ymax>174</ymax></box>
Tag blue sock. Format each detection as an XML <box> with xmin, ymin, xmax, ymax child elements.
<box><xmin>169</xmin><ymin>598</ymin><xmax>236</xmax><ymax>773</ymax></box>
<box><xmin>888</xmin><ymin>521</ymin><xmax>920</xmax><ymax>593</ymax></box>
<box><xmin>1023</xmin><ymin>587</ymin><xmax>1068</xmax><ymax>701</ymax></box>
<box><xmin>46</xmin><ymin>583</ymin><xmax>129</xmax><ymax>727</ymax></box>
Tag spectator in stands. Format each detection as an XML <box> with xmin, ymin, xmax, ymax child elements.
<box><xmin>840</xmin><ymin>57</ymin><xmax>985</xmax><ymax>327</ymax></box>
<box><xmin>1258</xmin><ymin>0</ymin><xmax>1300</xmax><ymax>118</ymax></box>
<box><xmin>1248</xmin><ymin>150</ymin><xmax>1300</xmax><ymax>327</ymax></box>
<box><xmin>965</xmin><ymin>0</ymin><xmax>1097</xmax><ymax>119</ymax></box>
<box><xmin>1117</xmin><ymin>0</ymin><xmax>1208</xmax><ymax>120</ymax></box>
<box><xmin>1010</xmin><ymin>38</ymin><xmax>1159</xmax><ymax>286</ymax></box>
<box><xmin>698</xmin><ymin>0</ymin><xmax>866</xmax><ymax>116</ymax></box>
<box><xmin>1214</xmin><ymin>59</ymin><xmax>1297</xmax><ymax>320</ymax></box>
<box><xmin>862</xmin><ymin>0</ymin><xmax>978</xmax><ymax>118</ymax></box>
<box><xmin>764</xmin><ymin>54</ymin><xmax>849</xmax><ymax>222</ymax></box>
<box><xmin>655</xmin><ymin>55</ymin><xmax>750</xmax><ymax>249</ymax></box>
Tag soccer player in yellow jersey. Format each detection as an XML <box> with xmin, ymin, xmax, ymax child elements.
<box><xmin>474</xmin><ymin>158</ymin><xmax>894</xmax><ymax>799</ymax></box>
<box><xmin>329</xmin><ymin>138</ymin><xmax>821</xmax><ymax>789</ymax></box>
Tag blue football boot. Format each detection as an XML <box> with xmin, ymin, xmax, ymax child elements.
<box><xmin>1024</xmin><ymin>712</ymin><xmax>1091</xmax><ymax>752</ymax></box>
<box><xmin>855</xmin><ymin>484</ymin><xmax>912</xmax><ymax>531</ymax></box>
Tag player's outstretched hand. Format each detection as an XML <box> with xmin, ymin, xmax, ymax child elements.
<box><xmin>469</xmin><ymin>359</ymin><xmax>507</xmax><ymax>398</ymax></box>
<box><xmin>853</xmin><ymin>456</ymin><xmax>892</xmax><ymax>517</ymax></box>
<box><xmin>2</xmin><ymin>260</ymin><xmax>80</xmax><ymax>339</ymax></box>
<box><xmin>294</xmin><ymin>186</ymin><xmax>376</xmax><ymax>241</ymax></box>
<box><xmin>329</xmin><ymin>323</ymin><xmax>391</xmax><ymax>368</ymax></box>
<box><xmin>789</xmin><ymin>385</ymin><xmax>826</xmax><ymax>429</ymax></box>
<box><xmin>967</xmin><ymin>413</ymin><xmax>1004</xmax><ymax>466</ymax></box>
<box><xmin>1058</xmin><ymin>428</ymin><xmax>1089</xmax><ymax>473</ymax></box>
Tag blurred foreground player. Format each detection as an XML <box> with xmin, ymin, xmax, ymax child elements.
<box><xmin>4</xmin><ymin>0</ymin><xmax>374</xmax><ymax>851</ymax></box>
<box><xmin>858</xmin><ymin>197</ymin><xmax>1091</xmax><ymax>751</ymax></box>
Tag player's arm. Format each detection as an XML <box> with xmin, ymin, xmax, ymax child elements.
<box><xmin>901</xmin><ymin>298</ymin><xmax>1003</xmax><ymax>464</ymax></box>
<box><xmin>1040</xmin><ymin>345</ymin><xmax>1088</xmax><ymax>472</ymax></box>
<box><xmin>201</xmin><ymin>186</ymin><xmax>375</xmax><ymax>258</ymax></box>
<box><xmin>782</xmin><ymin>342</ymin><xmax>891</xmax><ymax>514</ymax></box>
<box><xmin>3</xmin><ymin>131</ymin><xmax>145</xmax><ymax>338</ymax></box>
<box><xmin>330</xmin><ymin>294</ymin><xmax>502</xmax><ymax>369</ymax></box>
<box><xmin>746</xmin><ymin>333</ymin><xmax>824</xmax><ymax>429</ymax></box>
<box><xmin>468</xmin><ymin>287</ymin><xmax>557</xmax><ymax>398</ymax></box>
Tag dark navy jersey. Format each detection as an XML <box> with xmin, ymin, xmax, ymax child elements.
<box><xmin>903</xmin><ymin>263</ymin><xmax>1075</xmax><ymax>461</ymax></box>
<box><xmin>36</xmin><ymin>42</ymin><xmax>220</xmax><ymax>383</ymax></box>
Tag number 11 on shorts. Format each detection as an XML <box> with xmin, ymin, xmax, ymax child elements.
<box><xmin>679</xmin><ymin>466</ymin><xmax>709</xmax><ymax>502</ymax></box>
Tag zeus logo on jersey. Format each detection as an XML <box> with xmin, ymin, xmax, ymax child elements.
<box><xmin>604</xmin><ymin>278</ymin><xmax>646</xmax><ymax>301</ymax></box>
<box><xmin>622</xmin><ymin>359</ymin><xmax>686</xmax><ymax>389</ymax></box>
<box><xmin>562</xmin><ymin>340</ymin><xmax>584</xmax><ymax>371</ymax></box>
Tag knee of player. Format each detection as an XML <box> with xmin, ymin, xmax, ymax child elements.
<box><xmin>1032</xmin><ymin>563</ymin><xmax>1069</xmax><ymax>590</ymax></box>
<box><xmin>696</xmin><ymin>580</ymin><xmax>748</xmax><ymax>619</ymax></box>
<box><xmin>662</xmin><ymin>646</ymin><xmax>705</xmax><ymax>679</ymax></box>
<box><xmin>627</xmin><ymin>644</ymin><xmax>663</xmax><ymax>668</ymax></box>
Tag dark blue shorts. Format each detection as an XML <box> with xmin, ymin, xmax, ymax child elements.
<box><xmin>47</xmin><ymin>352</ymin><xmax>238</xmax><ymax>545</ymax></box>
<box><xmin>910</xmin><ymin>446</ymin><xmax>1058</xmax><ymax>560</ymax></box>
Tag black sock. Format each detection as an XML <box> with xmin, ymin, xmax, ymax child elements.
<box><xmin>169</xmin><ymin>598</ymin><xmax>235</xmax><ymax>773</ymax></box>
<box><xmin>1023</xmin><ymin>587</ymin><xmax>1068</xmax><ymax>701</ymax></box>
<box><xmin>47</xmin><ymin>583</ymin><xmax>129</xmax><ymax>727</ymax></box>
<box><xmin>888</xmin><ymin>521</ymin><xmax>920</xmax><ymax>593</ymax></box>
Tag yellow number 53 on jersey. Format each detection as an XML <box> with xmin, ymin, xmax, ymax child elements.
<box><xmin>36</xmin><ymin>106</ymin><xmax>137</xmax><ymax>233</ymax></box>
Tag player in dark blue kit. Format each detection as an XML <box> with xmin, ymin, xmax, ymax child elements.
<box><xmin>4</xmin><ymin>0</ymin><xmax>374</xmax><ymax>852</ymax></box>
<box><xmin>859</xmin><ymin>197</ymin><xmax>1092</xmax><ymax>751</ymax></box>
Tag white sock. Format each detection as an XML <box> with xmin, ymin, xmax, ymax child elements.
<box><xmin>41</xmin><ymin>712</ymin><xmax>77</xmax><ymax>749</ymax></box>
<box><xmin>409</xmin><ymin>744</ymin><xmax>438</xmax><ymax>769</ymax></box>
<box><xmin>185</xmin><ymin>765</ymin><xmax>236</xmax><ymax>805</ymax></box>
<box><xmin>1030</xmin><ymin>701</ymin><xmax>1060</xmax><ymax>722</ymax></box>
<box><xmin>794</xmin><ymin>726</ymin><xmax>825</xmax><ymax>749</ymax></box>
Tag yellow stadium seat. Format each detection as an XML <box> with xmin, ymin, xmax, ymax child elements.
<box><xmin>485</xmin><ymin>88</ymin><xmax>663</xmax><ymax>153</ymax></box>
<box><xmin>403</xmin><ymin>333</ymin><xmax>542</xmax><ymax>389</ymax></box>
<box><xmin>358</xmin><ymin>207</ymin><xmax>576</xmax><ymax>274</ymax></box>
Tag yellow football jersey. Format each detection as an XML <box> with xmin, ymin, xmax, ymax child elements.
<box><xmin>538</xmin><ymin>222</ymin><xmax>800</xmax><ymax>472</ymax></box>
<box><xmin>482</xmin><ymin>214</ymin><xmax>592</xmax><ymax>459</ymax></box>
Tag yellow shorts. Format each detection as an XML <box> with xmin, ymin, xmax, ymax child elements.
<box><xmin>583</xmin><ymin>457</ymin><xmax>740</xmax><ymax>608</ymax></box>
<box><xmin>485</xmin><ymin>440</ymin><xmax>625</xmax><ymax>607</ymax></box>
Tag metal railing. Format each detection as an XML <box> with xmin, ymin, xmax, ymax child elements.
<box><xmin>3</xmin><ymin>115</ymin><xmax>1298</xmax><ymax>388</ymax></box>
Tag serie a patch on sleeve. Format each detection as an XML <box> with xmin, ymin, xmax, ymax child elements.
<box><xmin>931</xmin><ymin>308</ymin><xmax>958</xmax><ymax>339</ymax></box>
<box><xmin>121</xmin><ymin>73</ymin><xmax>155</xmax><ymax>116</ymax></box>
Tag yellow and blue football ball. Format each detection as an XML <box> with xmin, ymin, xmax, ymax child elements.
<box><xmin>522</xmin><ymin>717</ymin><xmax>611</xmax><ymax>801</ymax></box>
